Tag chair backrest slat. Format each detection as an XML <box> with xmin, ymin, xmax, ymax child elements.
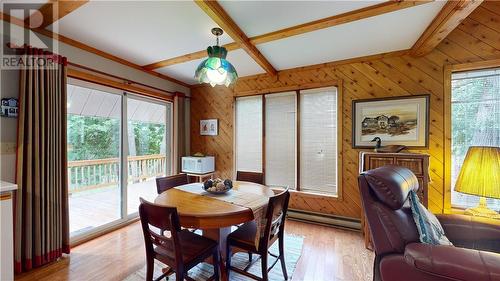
<box><xmin>260</xmin><ymin>189</ymin><xmax>290</xmax><ymax>249</ymax></box>
<box><xmin>156</xmin><ymin>174</ymin><xmax>189</xmax><ymax>194</ymax></box>
<box><xmin>236</xmin><ymin>171</ymin><xmax>264</xmax><ymax>184</ymax></box>
<box><xmin>139</xmin><ymin>198</ymin><xmax>183</xmax><ymax>265</ymax></box>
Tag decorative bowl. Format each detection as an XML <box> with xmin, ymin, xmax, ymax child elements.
<box><xmin>202</xmin><ymin>178</ymin><xmax>232</xmax><ymax>194</ymax></box>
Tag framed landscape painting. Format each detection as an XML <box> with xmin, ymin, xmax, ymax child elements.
<box><xmin>352</xmin><ymin>95</ymin><xmax>429</xmax><ymax>148</ymax></box>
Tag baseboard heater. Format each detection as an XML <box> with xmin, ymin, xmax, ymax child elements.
<box><xmin>287</xmin><ymin>209</ymin><xmax>361</xmax><ymax>232</ymax></box>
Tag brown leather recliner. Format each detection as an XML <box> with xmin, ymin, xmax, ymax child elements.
<box><xmin>358</xmin><ymin>165</ymin><xmax>500</xmax><ymax>281</ymax></box>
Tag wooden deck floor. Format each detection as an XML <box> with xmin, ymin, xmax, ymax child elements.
<box><xmin>69</xmin><ymin>179</ymin><xmax>158</xmax><ymax>235</ymax></box>
<box><xmin>15</xmin><ymin>220</ymin><xmax>375</xmax><ymax>281</ymax></box>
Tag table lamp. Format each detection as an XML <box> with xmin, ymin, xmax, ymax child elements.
<box><xmin>454</xmin><ymin>146</ymin><xmax>500</xmax><ymax>219</ymax></box>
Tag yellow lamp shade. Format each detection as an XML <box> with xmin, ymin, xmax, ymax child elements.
<box><xmin>455</xmin><ymin>146</ymin><xmax>500</xmax><ymax>199</ymax></box>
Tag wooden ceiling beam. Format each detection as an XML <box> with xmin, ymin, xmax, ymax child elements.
<box><xmin>145</xmin><ymin>0</ymin><xmax>430</xmax><ymax>70</ymax></box>
<box><xmin>143</xmin><ymin>42</ymin><xmax>240</xmax><ymax>70</ymax></box>
<box><xmin>250</xmin><ymin>0</ymin><xmax>431</xmax><ymax>45</ymax></box>
<box><xmin>26</xmin><ymin>0</ymin><xmax>89</xmax><ymax>29</ymax></box>
<box><xmin>1</xmin><ymin>12</ymin><xmax>189</xmax><ymax>87</ymax></box>
<box><xmin>410</xmin><ymin>0</ymin><xmax>483</xmax><ymax>57</ymax></box>
<box><xmin>194</xmin><ymin>0</ymin><xmax>277</xmax><ymax>75</ymax></box>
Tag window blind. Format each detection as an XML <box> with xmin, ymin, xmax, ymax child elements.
<box><xmin>235</xmin><ymin>96</ymin><xmax>263</xmax><ymax>173</ymax></box>
<box><xmin>451</xmin><ymin>68</ymin><xmax>500</xmax><ymax>211</ymax></box>
<box><xmin>265</xmin><ymin>92</ymin><xmax>296</xmax><ymax>189</ymax></box>
<box><xmin>299</xmin><ymin>87</ymin><xmax>338</xmax><ymax>195</ymax></box>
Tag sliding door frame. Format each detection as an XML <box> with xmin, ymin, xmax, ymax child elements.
<box><xmin>68</xmin><ymin>78</ymin><xmax>173</xmax><ymax>245</ymax></box>
<box><xmin>124</xmin><ymin>92</ymin><xmax>173</xmax><ymax>219</ymax></box>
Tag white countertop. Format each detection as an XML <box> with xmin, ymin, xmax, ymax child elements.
<box><xmin>0</xmin><ymin>181</ymin><xmax>17</xmax><ymax>193</ymax></box>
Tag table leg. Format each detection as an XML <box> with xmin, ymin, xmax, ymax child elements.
<box><xmin>203</xmin><ymin>227</ymin><xmax>232</xmax><ymax>281</ymax></box>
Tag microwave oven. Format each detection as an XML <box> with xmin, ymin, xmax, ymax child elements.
<box><xmin>181</xmin><ymin>156</ymin><xmax>215</xmax><ymax>174</ymax></box>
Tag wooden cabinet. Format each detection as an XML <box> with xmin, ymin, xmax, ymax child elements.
<box><xmin>359</xmin><ymin>152</ymin><xmax>430</xmax><ymax>250</ymax></box>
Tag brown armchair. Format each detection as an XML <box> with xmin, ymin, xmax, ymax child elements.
<box><xmin>358</xmin><ymin>165</ymin><xmax>500</xmax><ymax>281</ymax></box>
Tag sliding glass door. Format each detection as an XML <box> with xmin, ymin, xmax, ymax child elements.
<box><xmin>67</xmin><ymin>83</ymin><xmax>122</xmax><ymax>237</ymax></box>
<box><xmin>67</xmin><ymin>79</ymin><xmax>172</xmax><ymax>239</ymax></box>
<box><xmin>126</xmin><ymin>96</ymin><xmax>170</xmax><ymax>215</ymax></box>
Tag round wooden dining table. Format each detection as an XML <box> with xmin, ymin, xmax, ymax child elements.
<box><xmin>154</xmin><ymin>181</ymin><xmax>274</xmax><ymax>281</ymax></box>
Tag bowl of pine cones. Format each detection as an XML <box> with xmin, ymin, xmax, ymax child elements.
<box><xmin>202</xmin><ymin>178</ymin><xmax>232</xmax><ymax>194</ymax></box>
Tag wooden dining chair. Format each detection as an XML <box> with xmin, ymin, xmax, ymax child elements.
<box><xmin>139</xmin><ymin>198</ymin><xmax>220</xmax><ymax>281</ymax></box>
<box><xmin>156</xmin><ymin>174</ymin><xmax>189</xmax><ymax>194</ymax></box>
<box><xmin>156</xmin><ymin>174</ymin><xmax>199</xmax><ymax>234</ymax></box>
<box><xmin>235</xmin><ymin>170</ymin><xmax>265</xmax><ymax>262</ymax></box>
<box><xmin>236</xmin><ymin>171</ymin><xmax>264</xmax><ymax>185</ymax></box>
<box><xmin>226</xmin><ymin>189</ymin><xmax>290</xmax><ymax>281</ymax></box>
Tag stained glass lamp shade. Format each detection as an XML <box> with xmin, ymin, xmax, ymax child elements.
<box><xmin>195</xmin><ymin>28</ymin><xmax>238</xmax><ymax>87</ymax></box>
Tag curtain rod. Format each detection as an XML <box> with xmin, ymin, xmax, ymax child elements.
<box><xmin>68</xmin><ymin>62</ymin><xmax>181</xmax><ymax>97</ymax></box>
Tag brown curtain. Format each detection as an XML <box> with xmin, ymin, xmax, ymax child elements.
<box><xmin>14</xmin><ymin>47</ymin><xmax>70</xmax><ymax>273</ymax></box>
<box><xmin>175</xmin><ymin>92</ymin><xmax>187</xmax><ymax>172</ymax></box>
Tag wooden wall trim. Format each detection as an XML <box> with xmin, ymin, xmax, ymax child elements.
<box><xmin>337</xmin><ymin>81</ymin><xmax>344</xmax><ymax>201</ymax></box>
<box><xmin>450</xmin><ymin>58</ymin><xmax>500</xmax><ymax>72</ymax></box>
<box><xmin>443</xmin><ymin>64</ymin><xmax>452</xmax><ymax>213</ymax></box>
<box><xmin>67</xmin><ymin>68</ymin><xmax>173</xmax><ymax>102</ymax></box>
<box><xmin>235</xmin><ymin>80</ymin><xmax>340</xmax><ymax>97</ymax></box>
<box><xmin>68</xmin><ymin>61</ymin><xmax>175</xmax><ymax>96</ymax></box>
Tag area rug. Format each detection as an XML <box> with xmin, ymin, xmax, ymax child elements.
<box><xmin>124</xmin><ymin>235</ymin><xmax>304</xmax><ymax>281</ymax></box>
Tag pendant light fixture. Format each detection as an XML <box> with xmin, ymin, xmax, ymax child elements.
<box><xmin>195</xmin><ymin>27</ymin><xmax>238</xmax><ymax>87</ymax></box>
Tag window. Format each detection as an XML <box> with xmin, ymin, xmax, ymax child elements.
<box><xmin>300</xmin><ymin>88</ymin><xmax>338</xmax><ymax>194</ymax></box>
<box><xmin>67</xmin><ymin>79</ymin><xmax>172</xmax><ymax>239</ymax></box>
<box><xmin>235</xmin><ymin>87</ymin><xmax>340</xmax><ymax>195</ymax></box>
<box><xmin>451</xmin><ymin>68</ymin><xmax>500</xmax><ymax>211</ymax></box>
<box><xmin>235</xmin><ymin>96</ymin><xmax>262</xmax><ymax>172</ymax></box>
<box><xmin>265</xmin><ymin>92</ymin><xmax>296</xmax><ymax>189</ymax></box>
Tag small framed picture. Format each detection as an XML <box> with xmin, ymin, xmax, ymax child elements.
<box><xmin>200</xmin><ymin>119</ymin><xmax>218</xmax><ymax>136</ymax></box>
<box><xmin>1</xmin><ymin>97</ymin><xmax>19</xmax><ymax>118</ymax></box>
<box><xmin>352</xmin><ymin>95</ymin><xmax>430</xmax><ymax>148</ymax></box>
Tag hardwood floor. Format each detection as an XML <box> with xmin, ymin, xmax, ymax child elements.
<box><xmin>15</xmin><ymin>220</ymin><xmax>374</xmax><ymax>281</ymax></box>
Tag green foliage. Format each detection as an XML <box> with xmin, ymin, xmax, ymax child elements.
<box><xmin>130</xmin><ymin>121</ymin><xmax>165</xmax><ymax>156</ymax></box>
<box><xmin>451</xmin><ymin>77</ymin><xmax>500</xmax><ymax>167</ymax></box>
<box><xmin>451</xmin><ymin>74</ymin><xmax>500</xmax><ymax>210</ymax></box>
<box><xmin>67</xmin><ymin>115</ymin><xmax>166</xmax><ymax>161</ymax></box>
<box><xmin>67</xmin><ymin>115</ymin><xmax>120</xmax><ymax>161</ymax></box>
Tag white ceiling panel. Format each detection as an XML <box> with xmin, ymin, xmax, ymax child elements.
<box><xmin>50</xmin><ymin>1</ymin><xmax>234</xmax><ymax>66</ymax></box>
<box><xmin>256</xmin><ymin>1</ymin><xmax>446</xmax><ymax>70</ymax></box>
<box><xmin>219</xmin><ymin>0</ymin><xmax>385</xmax><ymax>37</ymax></box>
<box><xmin>156</xmin><ymin>49</ymin><xmax>265</xmax><ymax>84</ymax></box>
<box><xmin>156</xmin><ymin>59</ymin><xmax>204</xmax><ymax>85</ymax></box>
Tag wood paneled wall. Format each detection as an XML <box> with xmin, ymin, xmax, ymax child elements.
<box><xmin>190</xmin><ymin>2</ymin><xmax>500</xmax><ymax>219</ymax></box>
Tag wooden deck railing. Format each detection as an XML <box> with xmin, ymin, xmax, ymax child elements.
<box><xmin>68</xmin><ymin>154</ymin><xmax>166</xmax><ymax>193</ymax></box>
